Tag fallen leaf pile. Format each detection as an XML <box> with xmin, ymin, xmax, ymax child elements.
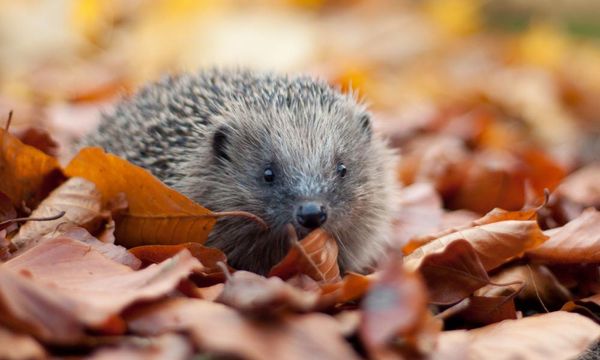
<box><xmin>1</xmin><ymin>1</ymin><xmax>600</xmax><ymax>359</ymax></box>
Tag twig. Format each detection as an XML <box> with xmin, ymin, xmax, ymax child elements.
<box><xmin>4</xmin><ymin>110</ymin><xmax>13</xmax><ymax>132</ymax></box>
<box><xmin>0</xmin><ymin>211</ymin><xmax>66</xmax><ymax>229</ymax></box>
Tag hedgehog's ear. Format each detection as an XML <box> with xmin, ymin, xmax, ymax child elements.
<box><xmin>359</xmin><ymin>113</ymin><xmax>372</xmax><ymax>141</ymax></box>
<box><xmin>212</xmin><ymin>126</ymin><xmax>231</xmax><ymax>162</ymax></box>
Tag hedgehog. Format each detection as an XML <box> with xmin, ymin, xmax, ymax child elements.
<box><xmin>82</xmin><ymin>69</ymin><xmax>399</xmax><ymax>275</ymax></box>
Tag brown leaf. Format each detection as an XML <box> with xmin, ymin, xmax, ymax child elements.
<box><xmin>405</xmin><ymin>239</ymin><xmax>490</xmax><ymax>305</ymax></box>
<box><xmin>554</xmin><ymin>163</ymin><xmax>600</xmax><ymax>210</ymax></box>
<box><xmin>398</xmin><ymin>135</ymin><xmax>470</xmax><ymax>196</ymax></box>
<box><xmin>10</xmin><ymin>177</ymin><xmax>103</xmax><ymax>250</ymax></box>
<box><xmin>216</xmin><ymin>271</ymin><xmax>319</xmax><ymax>313</ymax></box>
<box><xmin>127</xmin><ymin>298</ymin><xmax>361</xmax><ymax>360</ymax></box>
<box><xmin>129</xmin><ymin>242</ymin><xmax>228</xmax><ymax>282</ymax></box>
<box><xmin>0</xmin><ymin>128</ymin><xmax>65</xmax><ymax>210</ymax></box>
<box><xmin>448</xmin><ymin>150</ymin><xmax>527</xmax><ymax>214</ymax></box>
<box><xmin>0</xmin><ymin>236</ymin><xmax>200</xmax><ymax>343</ymax></box>
<box><xmin>360</xmin><ymin>254</ymin><xmax>428</xmax><ymax>349</ymax></box>
<box><xmin>527</xmin><ymin>208</ymin><xmax>600</xmax><ymax>264</ymax></box>
<box><xmin>391</xmin><ymin>182</ymin><xmax>444</xmax><ymax>248</ymax></box>
<box><xmin>486</xmin><ymin>264</ymin><xmax>571</xmax><ymax>310</ymax></box>
<box><xmin>404</xmin><ymin>206</ymin><xmax>539</xmax><ymax>255</ymax></box>
<box><xmin>562</xmin><ymin>294</ymin><xmax>600</xmax><ymax>323</ymax></box>
<box><xmin>434</xmin><ymin>312</ymin><xmax>600</xmax><ymax>360</ymax></box>
<box><xmin>15</xmin><ymin>127</ymin><xmax>59</xmax><ymax>157</ymax></box>
<box><xmin>405</xmin><ymin>220</ymin><xmax>547</xmax><ymax>272</ymax></box>
<box><xmin>268</xmin><ymin>228</ymin><xmax>340</xmax><ymax>283</ymax></box>
<box><xmin>0</xmin><ymin>191</ymin><xmax>17</xmax><ymax>233</ymax></box>
<box><xmin>0</xmin><ymin>326</ymin><xmax>45</xmax><ymax>360</ymax></box>
<box><xmin>455</xmin><ymin>292</ymin><xmax>520</xmax><ymax>327</ymax></box>
<box><xmin>55</xmin><ymin>226</ymin><xmax>141</xmax><ymax>269</ymax></box>
<box><xmin>65</xmin><ymin>147</ymin><xmax>217</xmax><ymax>247</ymax></box>
<box><xmin>88</xmin><ymin>334</ymin><xmax>193</xmax><ymax>360</ymax></box>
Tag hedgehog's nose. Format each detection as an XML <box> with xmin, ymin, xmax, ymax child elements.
<box><xmin>296</xmin><ymin>202</ymin><xmax>327</xmax><ymax>229</ymax></box>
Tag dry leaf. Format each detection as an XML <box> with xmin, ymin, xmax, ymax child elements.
<box><xmin>456</xmin><ymin>292</ymin><xmax>520</xmax><ymax>326</ymax></box>
<box><xmin>562</xmin><ymin>294</ymin><xmax>600</xmax><ymax>323</ymax></box>
<box><xmin>404</xmin><ymin>206</ymin><xmax>539</xmax><ymax>254</ymax></box>
<box><xmin>320</xmin><ymin>272</ymin><xmax>372</xmax><ymax>305</ymax></box>
<box><xmin>0</xmin><ymin>192</ymin><xmax>16</xmax><ymax>233</ymax></box>
<box><xmin>554</xmin><ymin>163</ymin><xmax>600</xmax><ymax>209</ymax></box>
<box><xmin>15</xmin><ymin>127</ymin><xmax>59</xmax><ymax>157</ymax></box>
<box><xmin>485</xmin><ymin>264</ymin><xmax>571</xmax><ymax>310</ymax></box>
<box><xmin>527</xmin><ymin>208</ymin><xmax>600</xmax><ymax>264</ymax></box>
<box><xmin>434</xmin><ymin>312</ymin><xmax>600</xmax><ymax>360</ymax></box>
<box><xmin>391</xmin><ymin>182</ymin><xmax>444</xmax><ymax>247</ymax></box>
<box><xmin>360</xmin><ymin>254</ymin><xmax>428</xmax><ymax>349</ymax></box>
<box><xmin>54</xmin><ymin>226</ymin><xmax>141</xmax><ymax>269</ymax></box>
<box><xmin>449</xmin><ymin>150</ymin><xmax>527</xmax><ymax>214</ymax></box>
<box><xmin>406</xmin><ymin>239</ymin><xmax>490</xmax><ymax>305</ymax></box>
<box><xmin>0</xmin><ymin>326</ymin><xmax>45</xmax><ymax>360</ymax></box>
<box><xmin>129</xmin><ymin>242</ymin><xmax>228</xmax><ymax>284</ymax></box>
<box><xmin>0</xmin><ymin>128</ymin><xmax>65</xmax><ymax>210</ymax></box>
<box><xmin>405</xmin><ymin>220</ymin><xmax>547</xmax><ymax>272</ymax></box>
<box><xmin>216</xmin><ymin>270</ymin><xmax>319</xmax><ymax>313</ymax></box>
<box><xmin>65</xmin><ymin>147</ymin><xmax>216</xmax><ymax>247</ymax></box>
<box><xmin>0</xmin><ymin>236</ymin><xmax>201</xmax><ymax>343</ymax></box>
<box><xmin>88</xmin><ymin>334</ymin><xmax>193</xmax><ymax>360</ymax></box>
<box><xmin>10</xmin><ymin>177</ymin><xmax>103</xmax><ymax>250</ymax></box>
<box><xmin>268</xmin><ymin>228</ymin><xmax>340</xmax><ymax>283</ymax></box>
<box><xmin>128</xmin><ymin>298</ymin><xmax>361</xmax><ymax>360</ymax></box>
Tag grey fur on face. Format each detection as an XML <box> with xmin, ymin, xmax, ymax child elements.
<box><xmin>82</xmin><ymin>69</ymin><xmax>399</xmax><ymax>275</ymax></box>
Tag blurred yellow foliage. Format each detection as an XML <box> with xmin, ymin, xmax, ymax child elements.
<box><xmin>71</xmin><ymin>0</ymin><xmax>114</xmax><ymax>41</ymax></box>
<box><xmin>515</xmin><ymin>21</ymin><xmax>569</xmax><ymax>70</ymax></box>
<box><xmin>424</xmin><ymin>0</ymin><xmax>481</xmax><ymax>36</ymax></box>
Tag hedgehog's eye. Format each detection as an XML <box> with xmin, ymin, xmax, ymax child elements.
<box><xmin>336</xmin><ymin>163</ymin><xmax>347</xmax><ymax>178</ymax></box>
<box><xmin>263</xmin><ymin>166</ymin><xmax>275</xmax><ymax>183</ymax></box>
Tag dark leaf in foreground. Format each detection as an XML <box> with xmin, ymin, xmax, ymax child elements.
<box><xmin>0</xmin><ymin>236</ymin><xmax>200</xmax><ymax>343</ymax></box>
<box><xmin>128</xmin><ymin>298</ymin><xmax>360</xmax><ymax>360</ymax></box>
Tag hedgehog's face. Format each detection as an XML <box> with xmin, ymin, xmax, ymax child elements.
<box><xmin>205</xmin><ymin>100</ymin><xmax>383</xmax><ymax>272</ymax></box>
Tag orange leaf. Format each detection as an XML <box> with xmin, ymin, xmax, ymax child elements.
<box><xmin>129</xmin><ymin>243</ymin><xmax>229</xmax><ymax>283</ymax></box>
<box><xmin>408</xmin><ymin>239</ymin><xmax>490</xmax><ymax>305</ymax></box>
<box><xmin>320</xmin><ymin>272</ymin><xmax>372</xmax><ymax>305</ymax></box>
<box><xmin>268</xmin><ymin>228</ymin><xmax>340</xmax><ymax>283</ymax></box>
<box><xmin>0</xmin><ymin>128</ymin><xmax>65</xmax><ymax>210</ymax></box>
<box><xmin>65</xmin><ymin>147</ymin><xmax>216</xmax><ymax>247</ymax></box>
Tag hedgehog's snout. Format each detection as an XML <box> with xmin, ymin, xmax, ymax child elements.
<box><xmin>295</xmin><ymin>201</ymin><xmax>327</xmax><ymax>229</ymax></box>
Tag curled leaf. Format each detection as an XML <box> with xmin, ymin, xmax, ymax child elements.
<box><xmin>269</xmin><ymin>228</ymin><xmax>340</xmax><ymax>283</ymax></box>
<box><xmin>10</xmin><ymin>177</ymin><xmax>103</xmax><ymax>250</ymax></box>
<box><xmin>0</xmin><ymin>128</ymin><xmax>65</xmax><ymax>210</ymax></box>
<box><xmin>65</xmin><ymin>147</ymin><xmax>217</xmax><ymax>247</ymax></box>
<box><xmin>527</xmin><ymin>208</ymin><xmax>600</xmax><ymax>264</ymax></box>
<box><xmin>405</xmin><ymin>220</ymin><xmax>547</xmax><ymax>272</ymax></box>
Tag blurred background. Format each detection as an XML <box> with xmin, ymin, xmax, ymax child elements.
<box><xmin>1</xmin><ymin>0</ymin><xmax>599</xmax><ymax>216</ymax></box>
